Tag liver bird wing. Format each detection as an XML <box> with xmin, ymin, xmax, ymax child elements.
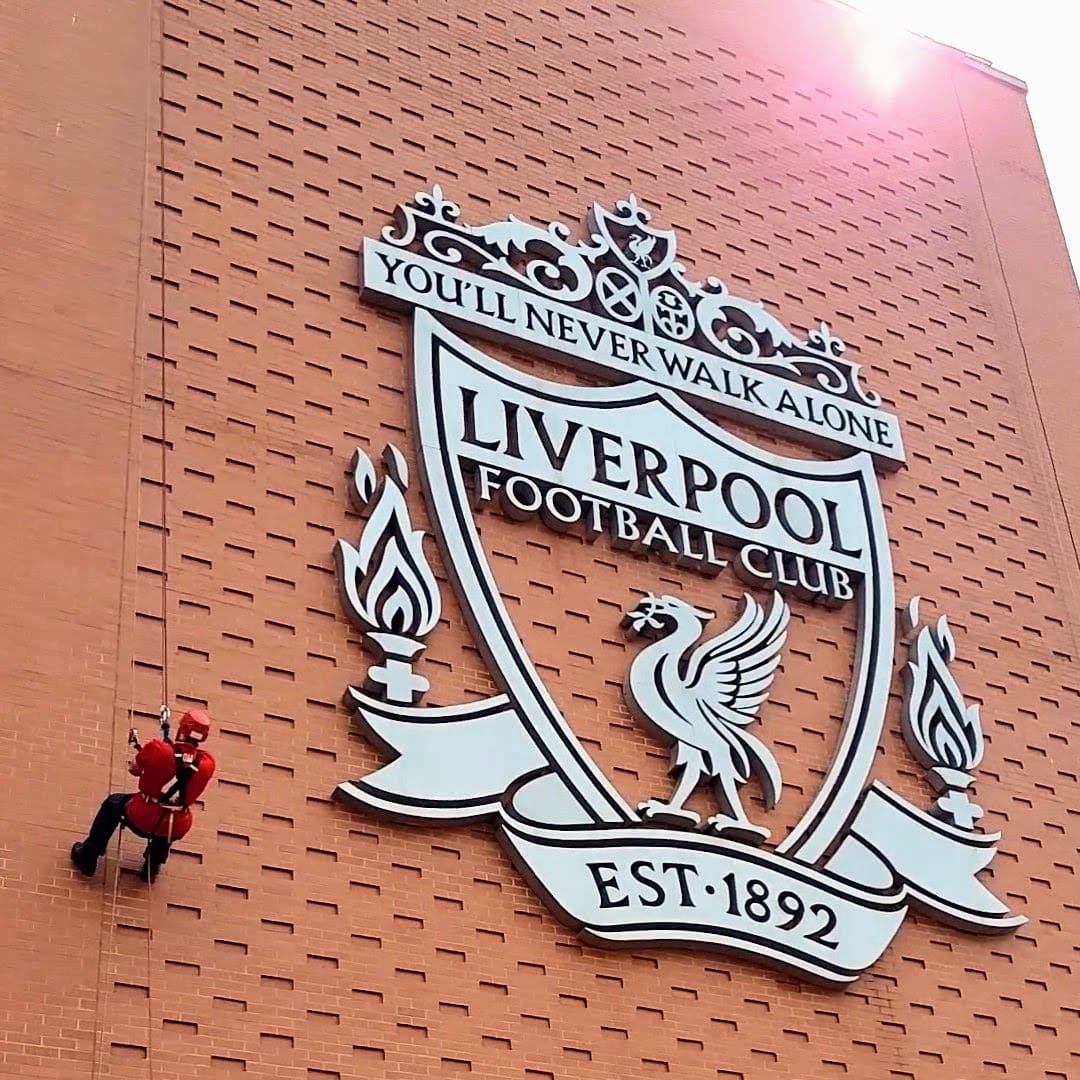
<box><xmin>683</xmin><ymin>592</ymin><xmax>790</xmax><ymax>730</ymax></box>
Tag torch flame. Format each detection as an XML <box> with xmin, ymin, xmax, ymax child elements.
<box><xmin>336</xmin><ymin>445</ymin><xmax>441</xmax><ymax>640</ymax></box>
<box><xmin>902</xmin><ymin>617</ymin><xmax>984</xmax><ymax>773</ymax></box>
<box><xmin>349</xmin><ymin>447</ymin><xmax>378</xmax><ymax>510</ymax></box>
<box><xmin>356</xmin><ymin>530</ymin><xmax>440</xmax><ymax>637</ymax></box>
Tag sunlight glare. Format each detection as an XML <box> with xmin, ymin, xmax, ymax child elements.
<box><xmin>853</xmin><ymin>1</ymin><xmax>913</xmax><ymax>100</ymax></box>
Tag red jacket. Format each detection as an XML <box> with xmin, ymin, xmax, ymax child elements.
<box><xmin>124</xmin><ymin>739</ymin><xmax>216</xmax><ymax>840</ymax></box>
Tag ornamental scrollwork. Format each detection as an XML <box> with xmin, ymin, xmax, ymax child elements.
<box><xmin>379</xmin><ymin>186</ymin><xmax>881</xmax><ymax>407</ymax></box>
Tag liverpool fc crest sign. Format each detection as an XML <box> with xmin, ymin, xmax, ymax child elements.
<box><xmin>333</xmin><ymin>191</ymin><xmax>1023</xmax><ymax>985</ymax></box>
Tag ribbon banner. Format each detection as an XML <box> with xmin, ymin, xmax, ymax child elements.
<box><xmin>336</xmin><ymin>689</ymin><xmax>1023</xmax><ymax>985</ymax></box>
<box><xmin>500</xmin><ymin>808</ymin><xmax>907</xmax><ymax>985</ymax></box>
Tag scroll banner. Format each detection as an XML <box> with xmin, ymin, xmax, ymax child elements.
<box><xmin>335</xmin><ymin>690</ymin><xmax>1023</xmax><ymax>984</ymax></box>
<box><xmin>500</xmin><ymin>811</ymin><xmax>906</xmax><ymax>984</ymax></box>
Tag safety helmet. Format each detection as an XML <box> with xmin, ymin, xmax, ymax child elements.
<box><xmin>175</xmin><ymin>709</ymin><xmax>212</xmax><ymax>744</ymax></box>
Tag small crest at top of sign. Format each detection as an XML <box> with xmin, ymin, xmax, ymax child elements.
<box><xmin>361</xmin><ymin>188</ymin><xmax>905</xmax><ymax>467</ymax></box>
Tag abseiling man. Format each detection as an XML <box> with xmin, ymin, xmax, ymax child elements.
<box><xmin>71</xmin><ymin>709</ymin><xmax>216</xmax><ymax>883</ymax></box>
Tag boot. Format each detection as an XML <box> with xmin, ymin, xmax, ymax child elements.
<box><xmin>140</xmin><ymin>838</ymin><xmax>169</xmax><ymax>884</ymax></box>
<box><xmin>137</xmin><ymin>858</ymin><xmax>160</xmax><ymax>884</ymax></box>
<box><xmin>70</xmin><ymin>841</ymin><xmax>98</xmax><ymax>878</ymax></box>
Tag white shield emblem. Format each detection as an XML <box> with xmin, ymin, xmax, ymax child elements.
<box><xmin>588</xmin><ymin>196</ymin><xmax>679</xmax><ymax>329</ymax></box>
<box><xmin>590</xmin><ymin>193</ymin><xmax>677</xmax><ymax>273</ymax></box>
<box><xmin>333</xmin><ymin>312</ymin><xmax>1022</xmax><ymax>984</ymax></box>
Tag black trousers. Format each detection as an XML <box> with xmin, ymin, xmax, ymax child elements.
<box><xmin>82</xmin><ymin>793</ymin><xmax>171</xmax><ymax>871</ymax></box>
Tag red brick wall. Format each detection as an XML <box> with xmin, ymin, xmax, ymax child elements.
<box><xmin>2</xmin><ymin>1</ymin><xmax>1078</xmax><ymax>1077</ymax></box>
<box><xmin>0</xmin><ymin>0</ymin><xmax>154</xmax><ymax>1076</ymax></box>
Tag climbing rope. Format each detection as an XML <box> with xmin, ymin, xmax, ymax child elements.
<box><xmin>145</xmin><ymin>853</ymin><xmax>157</xmax><ymax>1080</ymax></box>
<box><xmin>140</xmin><ymin>1</ymin><xmax>172</xmax><ymax>1073</ymax></box>
<box><xmin>88</xmin><ymin>827</ymin><xmax>128</xmax><ymax>1080</ymax></box>
<box><xmin>142</xmin><ymin>0</ymin><xmax>173</xmax><ymax>1072</ymax></box>
<box><xmin>90</xmin><ymin>2</ymin><xmax>171</xmax><ymax>1076</ymax></box>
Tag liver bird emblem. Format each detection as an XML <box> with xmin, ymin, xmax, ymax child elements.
<box><xmin>627</xmin><ymin>232</ymin><xmax>656</xmax><ymax>269</ymax></box>
<box><xmin>621</xmin><ymin>592</ymin><xmax>790</xmax><ymax>844</ymax></box>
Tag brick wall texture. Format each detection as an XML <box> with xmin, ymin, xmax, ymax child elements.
<box><xmin>2</xmin><ymin>0</ymin><xmax>1080</xmax><ymax>1077</ymax></box>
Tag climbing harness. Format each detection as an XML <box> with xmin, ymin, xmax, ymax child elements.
<box><xmin>127</xmin><ymin>708</ymin><xmax>192</xmax><ymax>842</ymax></box>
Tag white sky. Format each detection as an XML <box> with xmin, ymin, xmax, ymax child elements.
<box><xmin>846</xmin><ymin>0</ymin><xmax>1080</xmax><ymax>286</ymax></box>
